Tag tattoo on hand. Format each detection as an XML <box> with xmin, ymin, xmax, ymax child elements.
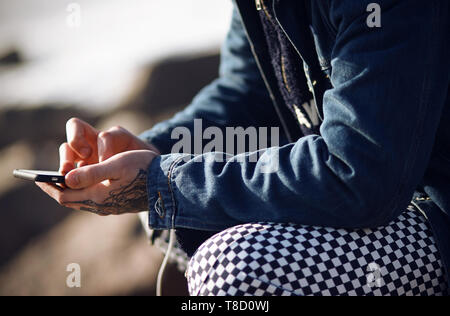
<box><xmin>68</xmin><ymin>169</ymin><xmax>148</xmax><ymax>215</ymax></box>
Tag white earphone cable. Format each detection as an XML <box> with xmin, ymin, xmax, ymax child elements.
<box><xmin>156</xmin><ymin>229</ymin><xmax>176</xmax><ymax>296</ymax></box>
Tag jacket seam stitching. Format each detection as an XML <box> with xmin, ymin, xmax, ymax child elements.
<box><xmin>166</xmin><ymin>155</ymin><xmax>188</xmax><ymax>229</ymax></box>
<box><xmin>385</xmin><ymin>4</ymin><xmax>438</xmax><ymax>221</ymax></box>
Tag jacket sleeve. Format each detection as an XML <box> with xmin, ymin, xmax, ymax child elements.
<box><xmin>139</xmin><ymin>7</ymin><xmax>287</xmax><ymax>155</ymax></box>
<box><xmin>146</xmin><ymin>0</ymin><xmax>449</xmax><ymax>232</ymax></box>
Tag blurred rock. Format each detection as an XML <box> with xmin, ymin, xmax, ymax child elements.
<box><xmin>31</xmin><ymin>140</ymin><xmax>61</xmax><ymax>171</ymax></box>
<box><xmin>123</xmin><ymin>52</ymin><xmax>220</xmax><ymax>117</ymax></box>
<box><xmin>0</xmin><ymin>0</ymin><xmax>231</xmax><ymax>111</ymax></box>
<box><xmin>96</xmin><ymin>110</ymin><xmax>153</xmax><ymax>136</ymax></box>
<box><xmin>0</xmin><ymin>142</ymin><xmax>33</xmax><ymax>194</ymax></box>
<box><xmin>0</xmin><ymin>105</ymin><xmax>97</xmax><ymax>150</ymax></box>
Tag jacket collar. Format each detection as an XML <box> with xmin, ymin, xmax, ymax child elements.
<box><xmin>271</xmin><ymin>0</ymin><xmax>322</xmax><ymax>75</ymax></box>
<box><xmin>234</xmin><ymin>0</ymin><xmax>304</xmax><ymax>141</ymax></box>
<box><xmin>235</xmin><ymin>0</ymin><xmax>325</xmax><ymax>127</ymax></box>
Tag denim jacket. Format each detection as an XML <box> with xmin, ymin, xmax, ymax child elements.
<box><xmin>141</xmin><ymin>0</ymin><xmax>450</xmax><ymax>273</ymax></box>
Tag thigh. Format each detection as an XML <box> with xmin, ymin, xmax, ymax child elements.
<box><xmin>187</xmin><ymin>206</ymin><xmax>449</xmax><ymax>296</ymax></box>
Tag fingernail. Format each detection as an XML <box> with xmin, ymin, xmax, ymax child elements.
<box><xmin>80</xmin><ymin>148</ymin><xmax>90</xmax><ymax>158</ymax></box>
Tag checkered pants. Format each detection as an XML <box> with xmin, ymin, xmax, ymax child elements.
<box><xmin>183</xmin><ymin>206</ymin><xmax>448</xmax><ymax>296</ymax></box>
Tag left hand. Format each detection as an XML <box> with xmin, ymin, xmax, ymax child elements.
<box><xmin>36</xmin><ymin>150</ymin><xmax>158</xmax><ymax>216</ymax></box>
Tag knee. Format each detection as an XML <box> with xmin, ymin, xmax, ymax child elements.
<box><xmin>186</xmin><ymin>224</ymin><xmax>259</xmax><ymax>296</ymax></box>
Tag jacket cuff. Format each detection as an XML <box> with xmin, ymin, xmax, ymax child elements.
<box><xmin>146</xmin><ymin>153</ymin><xmax>191</xmax><ymax>230</ymax></box>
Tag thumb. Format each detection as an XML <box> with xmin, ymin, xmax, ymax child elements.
<box><xmin>65</xmin><ymin>158</ymin><xmax>121</xmax><ymax>189</ymax></box>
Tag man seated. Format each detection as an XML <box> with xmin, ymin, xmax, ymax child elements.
<box><xmin>38</xmin><ymin>0</ymin><xmax>449</xmax><ymax>296</ymax></box>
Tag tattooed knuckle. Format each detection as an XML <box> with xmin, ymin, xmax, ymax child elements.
<box><xmin>91</xmin><ymin>198</ymin><xmax>103</xmax><ymax>205</ymax></box>
<box><xmin>65</xmin><ymin>170</ymin><xmax>149</xmax><ymax>216</ymax></box>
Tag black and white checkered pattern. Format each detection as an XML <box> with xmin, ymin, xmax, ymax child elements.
<box><xmin>186</xmin><ymin>207</ymin><xmax>449</xmax><ymax>296</ymax></box>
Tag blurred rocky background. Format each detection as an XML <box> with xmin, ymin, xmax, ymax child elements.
<box><xmin>0</xmin><ymin>0</ymin><xmax>231</xmax><ymax>295</ymax></box>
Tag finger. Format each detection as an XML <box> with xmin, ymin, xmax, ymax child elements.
<box><xmin>65</xmin><ymin>156</ymin><xmax>123</xmax><ymax>189</ymax></box>
<box><xmin>59</xmin><ymin>142</ymin><xmax>78</xmax><ymax>175</ymax></box>
<box><xmin>66</xmin><ymin>118</ymin><xmax>98</xmax><ymax>159</ymax></box>
<box><xmin>78</xmin><ymin>161</ymin><xmax>89</xmax><ymax>167</ymax></box>
<box><xmin>97</xmin><ymin>126</ymin><xmax>130</xmax><ymax>162</ymax></box>
<box><xmin>36</xmin><ymin>181</ymin><xmax>108</xmax><ymax>214</ymax></box>
<box><xmin>35</xmin><ymin>182</ymin><xmax>87</xmax><ymax>205</ymax></box>
<box><xmin>35</xmin><ymin>182</ymin><xmax>62</xmax><ymax>203</ymax></box>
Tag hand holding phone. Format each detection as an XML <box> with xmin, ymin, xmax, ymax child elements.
<box><xmin>60</xmin><ymin>118</ymin><xmax>158</xmax><ymax>176</ymax></box>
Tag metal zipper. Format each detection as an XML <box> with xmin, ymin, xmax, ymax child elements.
<box><xmin>411</xmin><ymin>200</ymin><xmax>429</xmax><ymax>220</ymax></box>
<box><xmin>234</xmin><ymin>4</ymin><xmax>294</xmax><ymax>143</ymax></box>
<box><xmin>255</xmin><ymin>0</ymin><xmax>262</xmax><ymax>11</ymax></box>
<box><xmin>271</xmin><ymin>1</ymin><xmax>324</xmax><ymax>122</ymax></box>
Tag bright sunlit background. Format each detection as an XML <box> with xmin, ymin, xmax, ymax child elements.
<box><xmin>0</xmin><ymin>0</ymin><xmax>232</xmax><ymax>295</ymax></box>
<box><xmin>0</xmin><ymin>0</ymin><xmax>231</xmax><ymax>111</ymax></box>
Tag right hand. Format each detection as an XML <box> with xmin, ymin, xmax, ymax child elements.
<box><xmin>59</xmin><ymin>118</ymin><xmax>160</xmax><ymax>175</ymax></box>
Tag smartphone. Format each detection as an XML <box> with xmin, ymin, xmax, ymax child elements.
<box><xmin>13</xmin><ymin>169</ymin><xmax>65</xmax><ymax>184</ymax></box>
